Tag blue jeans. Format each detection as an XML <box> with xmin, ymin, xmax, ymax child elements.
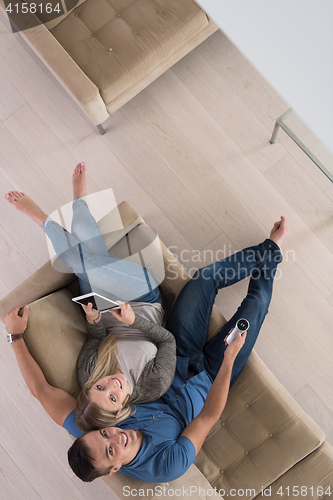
<box><xmin>166</xmin><ymin>239</ymin><xmax>282</xmax><ymax>385</ymax></box>
<box><xmin>42</xmin><ymin>197</ymin><xmax>161</xmax><ymax>303</ymax></box>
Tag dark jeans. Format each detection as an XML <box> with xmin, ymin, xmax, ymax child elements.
<box><xmin>166</xmin><ymin>239</ymin><xmax>282</xmax><ymax>385</ymax></box>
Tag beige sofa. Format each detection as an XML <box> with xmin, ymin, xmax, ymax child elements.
<box><xmin>1</xmin><ymin>201</ymin><xmax>332</xmax><ymax>500</ymax></box>
<box><xmin>0</xmin><ymin>0</ymin><xmax>218</xmax><ymax>132</ymax></box>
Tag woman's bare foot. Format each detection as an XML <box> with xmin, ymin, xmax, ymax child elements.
<box><xmin>269</xmin><ymin>216</ymin><xmax>288</xmax><ymax>249</ymax></box>
<box><xmin>4</xmin><ymin>191</ymin><xmax>48</xmax><ymax>227</ymax></box>
<box><xmin>73</xmin><ymin>162</ymin><xmax>87</xmax><ymax>199</ymax></box>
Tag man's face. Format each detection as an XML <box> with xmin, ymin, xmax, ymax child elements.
<box><xmin>82</xmin><ymin>427</ymin><xmax>142</xmax><ymax>474</ymax></box>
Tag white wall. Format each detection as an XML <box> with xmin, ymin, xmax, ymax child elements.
<box><xmin>196</xmin><ymin>0</ymin><xmax>333</xmax><ymax>153</ymax></box>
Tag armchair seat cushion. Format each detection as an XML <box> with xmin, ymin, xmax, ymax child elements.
<box><xmin>50</xmin><ymin>0</ymin><xmax>208</xmax><ymax>103</ymax></box>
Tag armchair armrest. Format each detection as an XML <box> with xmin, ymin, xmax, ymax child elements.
<box><xmin>22</xmin><ymin>23</ymin><xmax>109</xmax><ymax>125</ymax></box>
<box><xmin>0</xmin><ymin>0</ymin><xmax>109</xmax><ymax>126</ymax></box>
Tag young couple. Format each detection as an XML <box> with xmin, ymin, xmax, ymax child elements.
<box><xmin>4</xmin><ymin>163</ymin><xmax>287</xmax><ymax>483</ymax></box>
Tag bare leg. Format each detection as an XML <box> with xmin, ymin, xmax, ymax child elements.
<box><xmin>5</xmin><ymin>191</ymin><xmax>48</xmax><ymax>228</ymax></box>
<box><xmin>72</xmin><ymin>162</ymin><xmax>88</xmax><ymax>199</ymax></box>
<box><xmin>71</xmin><ymin>162</ymin><xmax>109</xmax><ymax>257</ymax></box>
<box><xmin>269</xmin><ymin>216</ymin><xmax>288</xmax><ymax>249</ymax></box>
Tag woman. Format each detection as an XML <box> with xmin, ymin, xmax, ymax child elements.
<box><xmin>75</xmin><ymin>298</ymin><xmax>176</xmax><ymax>430</ymax></box>
<box><xmin>4</xmin><ymin>162</ymin><xmax>176</xmax><ymax>430</ymax></box>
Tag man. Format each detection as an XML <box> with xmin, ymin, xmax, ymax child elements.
<box><xmin>5</xmin><ymin>217</ymin><xmax>287</xmax><ymax>483</ymax></box>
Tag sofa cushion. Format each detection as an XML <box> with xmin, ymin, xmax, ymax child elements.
<box><xmin>50</xmin><ymin>0</ymin><xmax>208</xmax><ymax>103</ymax></box>
<box><xmin>195</xmin><ymin>351</ymin><xmax>325</xmax><ymax>499</ymax></box>
<box><xmin>254</xmin><ymin>441</ymin><xmax>333</xmax><ymax>499</ymax></box>
<box><xmin>24</xmin><ymin>288</ymin><xmax>87</xmax><ymax>397</ymax></box>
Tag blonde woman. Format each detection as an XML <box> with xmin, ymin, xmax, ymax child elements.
<box><xmin>5</xmin><ymin>162</ymin><xmax>176</xmax><ymax>431</ymax></box>
<box><xmin>75</xmin><ymin>299</ymin><xmax>176</xmax><ymax>431</ymax></box>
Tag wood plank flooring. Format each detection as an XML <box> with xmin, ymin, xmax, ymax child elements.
<box><xmin>0</xmin><ymin>20</ymin><xmax>332</xmax><ymax>500</ymax></box>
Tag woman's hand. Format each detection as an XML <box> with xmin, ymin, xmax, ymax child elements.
<box><xmin>224</xmin><ymin>329</ymin><xmax>247</xmax><ymax>362</ymax></box>
<box><xmin>110</xmin><ymin>301</ymin><xmax>135</xmax><ymax>326</ymax></box>
<box><xmin>81</xmin><ymin>302</ymin><xmax>100</xmax><ymax>324</ymax></box>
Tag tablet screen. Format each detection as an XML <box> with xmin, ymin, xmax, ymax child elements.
<box><xmin>74</xmin><ymin>294</ymin><xmax>120</xmax><ymax>312</ymax></box>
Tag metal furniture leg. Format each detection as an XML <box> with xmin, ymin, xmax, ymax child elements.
<box><xmin>270</xmin><ymin>121</ymin><xmax>280</xmax><ymax>144</ymax></box>
<box><xmin>97</xmin><ymin>124</ymin><xmax>106</xmax><ymax>135</ymax></box>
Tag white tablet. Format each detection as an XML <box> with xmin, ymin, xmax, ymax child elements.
<box><xmin>72</xmin><ymin>292</ymin><xmax>121</xmax><ymax>313</ymax></box>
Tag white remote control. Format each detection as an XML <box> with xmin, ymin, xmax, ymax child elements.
<box><xmin>225</xmin><ymin>318</ymin><xmax>250</xmax><ymax>345</ymax></box>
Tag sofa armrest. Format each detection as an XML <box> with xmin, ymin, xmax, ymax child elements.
<box><xmin>0</xmin><ymin>0</ymin><xmax>109</xmax><ymax>126</ymax></box>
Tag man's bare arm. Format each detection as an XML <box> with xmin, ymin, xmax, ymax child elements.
<box><xmin>181</xmin><ymin>331</ymin><xmax>246</xmax><ymax>454</ymax></box>
<box><xmin>5</xmin><ymin>305</ymin><xmax>76</xmax><ymax>426</ymax></box>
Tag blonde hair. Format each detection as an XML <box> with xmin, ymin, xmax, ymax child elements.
<box><xmin>75</xmin><ymin>335</ymin><xmax>134</xmax><ymax>432</ymax></box>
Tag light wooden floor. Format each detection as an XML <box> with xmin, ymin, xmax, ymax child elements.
<box><xmin>0</xmin><ymin>16</ymin><xmax>333</xmax><ymax>499</ymax></box>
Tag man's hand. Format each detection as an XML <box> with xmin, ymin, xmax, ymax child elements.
<box><xmin>110</xmin><ymin>301</ymin><xmax>135</xmax><ymax>326</ymax></box>
<box><xmin>4</xmin><ymin>305</ymin><xmax>29</xmax><ymax>334</ymax></box>
<box><xmin>224</xmin><ymin>330</ymin><xmax>247</xmax><ymax>362</ymax></box>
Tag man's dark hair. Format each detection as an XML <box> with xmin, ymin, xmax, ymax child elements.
<box><xmin>68</xmin><ymin>435</ymin><xmax>112</xmax><ymax>482</ymax></box>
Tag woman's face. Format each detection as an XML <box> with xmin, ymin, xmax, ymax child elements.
<box><xmin>88</xmin><ymin>373</ymin><xmax>131</xmax><ymax>414</ymax></box>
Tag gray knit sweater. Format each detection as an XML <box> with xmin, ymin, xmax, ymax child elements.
<box><xmin>77</xmin><ymin>314</ymin><xmax>176</xmax><ymax>405</ymax></box>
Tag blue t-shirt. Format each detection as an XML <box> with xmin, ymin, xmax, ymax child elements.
<box><xmin>64</xmin><ymin>357</ymin><xmax>213</xmax><ymax>482</ymax></box>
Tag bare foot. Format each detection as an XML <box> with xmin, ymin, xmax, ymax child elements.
<box><xmin>269</xmin><ymin>216</ymin><xmax>288</xmax><ymax>249</ymax></box>
<box><xmin>4</xmin><ymin>191</ymin><xmax>48</xmax><ymax>227</ymax></box>
<box><xmin>73</xmin><ymin>162</ymin><xmax>87</xmax><ymax>199</ymax></box>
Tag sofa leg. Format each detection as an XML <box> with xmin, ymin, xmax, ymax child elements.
<box><xmin>97</xmin><ymin>124</ymin><xmax>106</xmax><ymax>135</ymax></box>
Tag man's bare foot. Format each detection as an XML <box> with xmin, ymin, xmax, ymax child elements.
<box><xmin>73</xmin><ymin>162</ymin><xmax>87</xmax><ymax>199</ymax></box>
<box><xmin>4</xmin><ymin>191</ymin><xmax>48</xmax><ymax>228</ymax></box>
<box><xmin>269</xmin><ymin>216</ymin><xmax>288</xmax><ymax>249</ymax></box>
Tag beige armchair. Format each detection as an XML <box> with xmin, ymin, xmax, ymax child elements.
<box><xmin>0</xmin><ymin>0</ymin><xmax>218</xmax><ymax>133</ymax></box>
